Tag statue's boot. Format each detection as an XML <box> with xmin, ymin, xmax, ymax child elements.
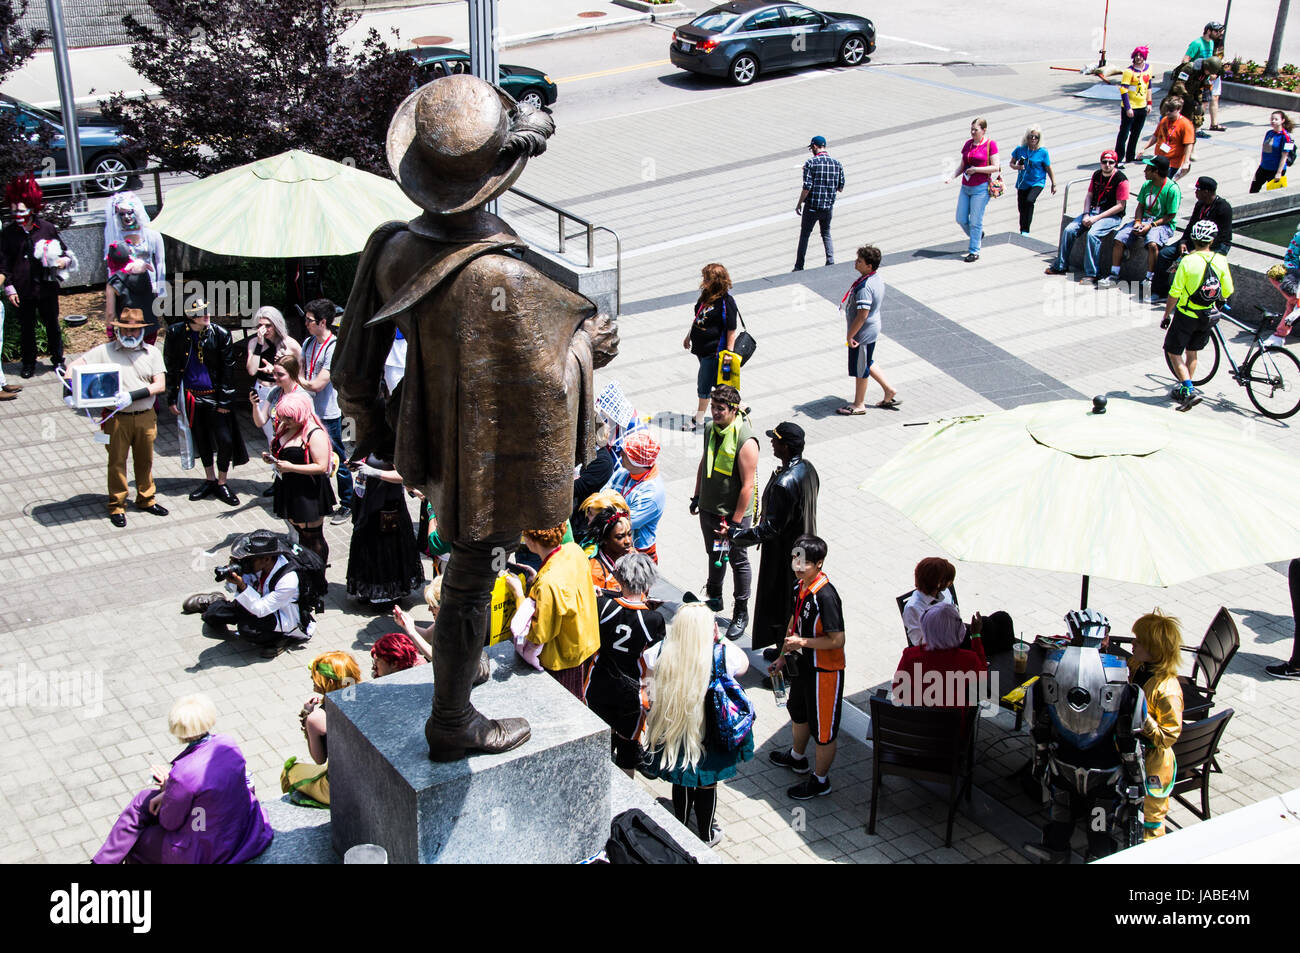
<box><xmin>424</xmin><ymin>569</ymin><xmax>530</xmax><ymax>762</ymax></box>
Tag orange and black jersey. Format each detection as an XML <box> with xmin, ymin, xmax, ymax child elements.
<box><xmin>790</xmin><ymin>573</ymin><xmax>845</xmax><ymax>671</ymax></box>
<box><xmin>587</xmin><ymin>594</ymin><xmax>666</xmax><ymax>738</ymax></box>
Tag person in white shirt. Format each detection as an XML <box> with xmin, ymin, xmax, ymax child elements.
<box><xmin>902</xmin><ymin>556</ymin><xmax>957</xmax><ymax>646</ymax></box>
<box><xmin>183</xmin><ymin>530</ymin><xmax>316</xmax><ymax>658</ymax></box>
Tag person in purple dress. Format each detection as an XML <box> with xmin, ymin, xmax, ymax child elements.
<box><xmin>93</xmin><ymin>694</ymin><xmax>274</xmax><ymax>864</ymax></box>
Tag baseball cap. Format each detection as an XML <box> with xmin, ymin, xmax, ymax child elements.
<box><xmin>1195</xmin><ymin>175</ymin><xmax>1218</xmax><ymax>192</ymax></box>
<box><xmin>1205</xmin><ymin>21</ymin><xmax>1224</xmax><ymax>32</ymax></box>
<box><xmin>809</xmin><ymin>135</ymin><xmax>826</xmax><ymax>148</ymax></box>
<box><xmin>765</xmin><ymin>422</ymin><xmax>806</xmax><ymax>445</ymax></box>
<box><xmin>1099</xmin><ymin>150</ymin><xmax>1119</xmax><ymax>162</ymax></box>
<box><xmin>1143</xmin><ymin>155</ymin><xmax>1170</xmax><ymax>176</ymax></box>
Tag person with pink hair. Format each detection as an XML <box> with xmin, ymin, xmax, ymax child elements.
<box><xmin>264</xmin><ymin>390</ymin><xmax>335</xmax><ymax>567</ymax></box>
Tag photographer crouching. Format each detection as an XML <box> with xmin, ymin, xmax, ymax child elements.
<box><xmin>183</xmin><ymin>529</ymin><xmax>321</xmax><ymax>658</ymax></box>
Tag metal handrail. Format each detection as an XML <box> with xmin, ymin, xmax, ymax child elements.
<box><xmin>40</xmin><ymin>165</ymin><xmax>173</xmax><ymax>220</ymax></box>
<box><xmin>507</xmin><ymin>185</ymin><xmax>622</xmax><ymax>314</ymax></box>
<box><xmin>1057</xmin><ymin>176</ymin><xmax>1092</xmax><ymax>242</ymax></box>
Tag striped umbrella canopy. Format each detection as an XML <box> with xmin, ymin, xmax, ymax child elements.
<box><xmin>151</xmin><ymin>150</ymin><xmax>419</xmax><ymax>257</ymax></box>
<box><xmin>862</xmin><ymin>398</ymin><xmax>1300</xmax><ymax>600</ymax></box>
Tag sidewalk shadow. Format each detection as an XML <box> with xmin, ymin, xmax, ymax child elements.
<box><xmin>28</xmin><ymin>494</ymin><xmax>110</xmax><ymax>526</ymax></box>
<box><xmin>791</xmin><ymin>394</ymin><xmax>850</xmax><ymax>420</ymax></box>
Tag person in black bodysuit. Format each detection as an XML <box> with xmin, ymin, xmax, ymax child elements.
<box><xmin>345</xmin><ymin>448</ymin><xmax>425</xmax><ymax>608</ymax></box>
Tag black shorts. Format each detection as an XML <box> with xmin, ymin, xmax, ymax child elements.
<box><xmin>786</xmin><ymin>666</ymin><xmax>844</xmax><ymax>745</ymax></box>
<box><xmin>1164</xmin><ymin>310</ymin><xmax>1212</xmax><ymax>355</ymax></box>
<box><xmin>611</xmin><ymin>733</ymin><xmax>642</xmax><ymax>770</ymax></box>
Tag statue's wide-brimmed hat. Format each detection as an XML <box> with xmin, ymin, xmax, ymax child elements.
<box><xmin>387</xmin><ymin>74</ymin><xmax>527</xmax><ymax>215</ymax></box>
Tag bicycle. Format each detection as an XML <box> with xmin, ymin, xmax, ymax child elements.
<box><xmin>1163</xmin><ymin>304</ymin><xmax>1300</xmax><ymax>419</ymax></box>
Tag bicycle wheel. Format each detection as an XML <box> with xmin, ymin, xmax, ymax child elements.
<box><xmin>1164</xmin><ymin>328</ymin><xmax>1220</xmax><ymax>387</ymax></box>
<box><xmin>1244</xmin><ymin>346</ymin><xmax>1300</xmax><ymax>419</ymax></box>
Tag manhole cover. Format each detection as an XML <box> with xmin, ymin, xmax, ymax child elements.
<box><xmin>412</xmin><ymin>35</ymin><xmax>453</xmax><ymax>46</ymax></box>
<box><xmin>578</xmin><ymin>10</ymin><xmax>606</xmax><ymax>17</ymax></box>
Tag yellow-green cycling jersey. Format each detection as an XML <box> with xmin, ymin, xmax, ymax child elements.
<box><xmin>1169</xmin><ymin>250</ymin><xmax>1234</xmax><ymax>319</ymax></box>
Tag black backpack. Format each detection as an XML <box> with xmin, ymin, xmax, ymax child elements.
<box><xmin>604</xmin><ymin>809</ymin><xmax>698</xmax><ymax>865</ymax></box>
<box><xmin>1188</xmin><ymin>253</ymin><xmax>1224</xmax><ymax>309</ymax></box>
<box><xmin>267</xmin><ymin>544</ymin><xmax>328</xmax><ymax>628</ymax></box>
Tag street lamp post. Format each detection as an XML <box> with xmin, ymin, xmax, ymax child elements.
<box><xmin>45</xmin><ymin>0</ymin><xmax>84</xmax><ymax>208</ymax></box>
<box><xmin>1266</xmin><ymin>0</ymin><xmax>1291</xmax><ymax>76</ymax></box>
<box><xmin>467</xmin><ymin>0</ymin><xmax>500</xmax><ymax>214</ymax></box>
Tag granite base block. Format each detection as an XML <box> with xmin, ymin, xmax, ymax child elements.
<box><xmin>326</xmin><ymin>642</ymin><xmax>612</xmax><ymax>864</ymax></box>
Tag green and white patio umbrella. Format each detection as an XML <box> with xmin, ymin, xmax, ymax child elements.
<box><xmin>151</xmin><ymin>150</ymin><xmax>419</xmax><ymax>258</ymax></box>
<box><xmin>862</xmin><ymin>398</ymin><xmax>1300</xmax><ymax>604</ymax></box>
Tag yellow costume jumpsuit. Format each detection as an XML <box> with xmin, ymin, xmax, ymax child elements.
<box><xmin>1138</xmin><ymin>672</ymin><xmax>1184</xmax><ymax>838</ymax></box>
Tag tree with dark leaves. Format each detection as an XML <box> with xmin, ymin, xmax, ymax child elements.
<box><xmin>0</xmin><ymin>0</ymin><xmax>50</xmax><ymax>188</ymax></box>
<box><xmin>103</xmin><ymin>0</ymin><xmax>418</xmax><ymax>177</ymax></box>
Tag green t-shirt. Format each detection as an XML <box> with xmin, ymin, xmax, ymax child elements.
<box><xmin>1185</xmin><ymin>37</ymin><xmax>1214</xmax><ymax>60</ymax></box>
<box><xmin>1136</xmin><ymin>179</ymin><xmax>1181</xmax><ymax>223</ymax></box>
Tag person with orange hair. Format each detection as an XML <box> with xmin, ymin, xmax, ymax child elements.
<box><xmin>265</xmin><ymin>390</ymin><xmax>335</xmax><ymax>568</ymax></box>
<box><xmin>1128</xmin><ymin>610</ymin><xmax>1184</xmax><ymax>839</ymax></box>
<box><xmin>504</xmin><ymin>524</ymin><xmax>600</xmax><ymax>701</ymax></box>
<box><xmin>283</xmin><ymin>651</ymin><xmax>362</xmax><ymax>807</ymax></box>
<box><xmin>1</xmin><ymin>175</ymin><xmax>72</xmax><ymax>377</ymax></box>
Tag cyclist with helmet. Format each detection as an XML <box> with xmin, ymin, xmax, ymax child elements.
<box><xmin>1151</xmin><ymin>175</ymin><xmax>1232</xmax><ymax>303</ymax></box>
<box><xmin>1161</xmin><ymin>219</ymin><xmax>1233</xmax><ymax>408</ymax></box>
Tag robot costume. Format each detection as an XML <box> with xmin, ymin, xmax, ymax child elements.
<box><xmin>1029</xmin><ymin>609</ymin><xmax>1147</xmax><ymax>861</ymax></box>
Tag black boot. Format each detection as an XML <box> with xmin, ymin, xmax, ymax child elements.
<box><xmin>725</xmin><ymin>599</ymin><xmax>749</xmax><ymax>641</ymax></box>
<box><xmin>424</xmin><ymin>541</ymin><xmax>530</xmax><ymax>761</ymax></box>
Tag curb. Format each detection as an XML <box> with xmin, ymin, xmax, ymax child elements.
<box><xmin>502</xmin><ymin>8</ymin><xmax>695</xmax><ymax>48</ymax></box>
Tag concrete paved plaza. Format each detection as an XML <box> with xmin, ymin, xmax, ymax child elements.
<box><xmin>3</xmin><ymin>18</ymin><xmax>1300</xmax><ymax>863</ymax></box>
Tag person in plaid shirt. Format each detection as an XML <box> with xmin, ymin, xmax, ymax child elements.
<box><xmin>794</xmin><ymin>136</ymin><xmax>844</xmax><ymax>271</ymax></box>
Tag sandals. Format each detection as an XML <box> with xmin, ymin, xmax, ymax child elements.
<box><xmin>681</xmin><ymin>416</ymin><xmax>706</xmax><ymax>431</ymax></box>
<box><xmin>1209</xmin><ymin>124</ymin><xmax>1226</xmax><ymax>132</ymax></box>
<box><xmin>837</xmin><ymin>406</ymin><xmax>866</xmax><ymax>416</ymax></box>
<box><xmin>877</xmin><ymin>397</ymin><xmax>902</xmax><ymax>409</ymax></box>
<box><xmin>1044</xmin><ymin>266</ymin><xmax>1068</xmax><ymax>275</ymax></box>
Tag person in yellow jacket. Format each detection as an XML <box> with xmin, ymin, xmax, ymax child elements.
<box><xmin>1161</xmin><ymin>219</ymin><xmax>1233</xmax><ymax>409</ymax></box>
<box><xmin>1128</xmin><ymin>610</ymin><xmax>1185</xmax><ymax>839</ymax></box>
<box><xmin>504</xmin><ymin>524</ymin><xmax>600</xmax><ymax>702</ymax></box>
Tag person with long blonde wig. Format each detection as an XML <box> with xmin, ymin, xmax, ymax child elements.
<box><xmin>265</xmin><ymin>390</ymin><xmax>335</xmax><ymax>566</ymax></box>
<box><xmin>641</xmin><ymin>602</ymin><xmax>752</xmax><ymax>846</ymax></box>
<box><xmin>1128</xmin><ymin>610</ymin><xmax>1184</xmax><ymax>839</ymax></box>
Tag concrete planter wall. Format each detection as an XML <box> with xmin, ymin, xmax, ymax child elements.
<box><xmin>1221</xmin><ymin>80</ymin><xmax>1300</xmax><ymax>111</ymax></box>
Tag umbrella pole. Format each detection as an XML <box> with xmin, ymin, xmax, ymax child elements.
<box><xmin>1080</xmin><ymin>575</ymin><xmax>1090</xmax><ymax>609</ymax></box>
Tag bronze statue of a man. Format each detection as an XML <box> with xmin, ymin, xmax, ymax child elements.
<box><xmin>334</xmin><ymin>75</ymin><xmax>617</xmax><ymax>760</ymax></box>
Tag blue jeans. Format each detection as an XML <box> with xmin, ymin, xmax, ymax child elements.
<box><xmin>956</xmin><ymin>184</ymin><xmax>990</xmax><ymax>255</ymax></box>
<box><xmin>323</xmin><ymin>416</ymin><xmax>354</xmax><ymax>508</ymax></box>
<box><xmin>1054</xmin><ymin>214</ymin><xmax>1123</xmax><ymax>277</ymax></box>
<box><xmin>795</xmin><ymin>206</ymin><xmax>834</xmax><ymax>269</ymax></box>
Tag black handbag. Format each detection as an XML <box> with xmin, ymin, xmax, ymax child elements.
<box><xmin>732</xmin><ymin>304</ymin><xmax>757</xmax><ymax>364</ymax></box>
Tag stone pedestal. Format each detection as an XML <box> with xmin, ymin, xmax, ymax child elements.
<box><xmin>325</xmin><ymin>642</ymin><xmax>611</xmax><ymax>864</ymax></box>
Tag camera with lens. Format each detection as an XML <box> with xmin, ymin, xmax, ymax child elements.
<box><xmin>214</xmin><ymin>562</ymin><xmax>243</xmax><ymax>582</ymax></box>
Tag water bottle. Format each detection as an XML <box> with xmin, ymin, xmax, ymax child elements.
<box><xmin>771</xmin><ymin>668</ymin><xmax>788</xmax><ymax>708</ymax></box>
